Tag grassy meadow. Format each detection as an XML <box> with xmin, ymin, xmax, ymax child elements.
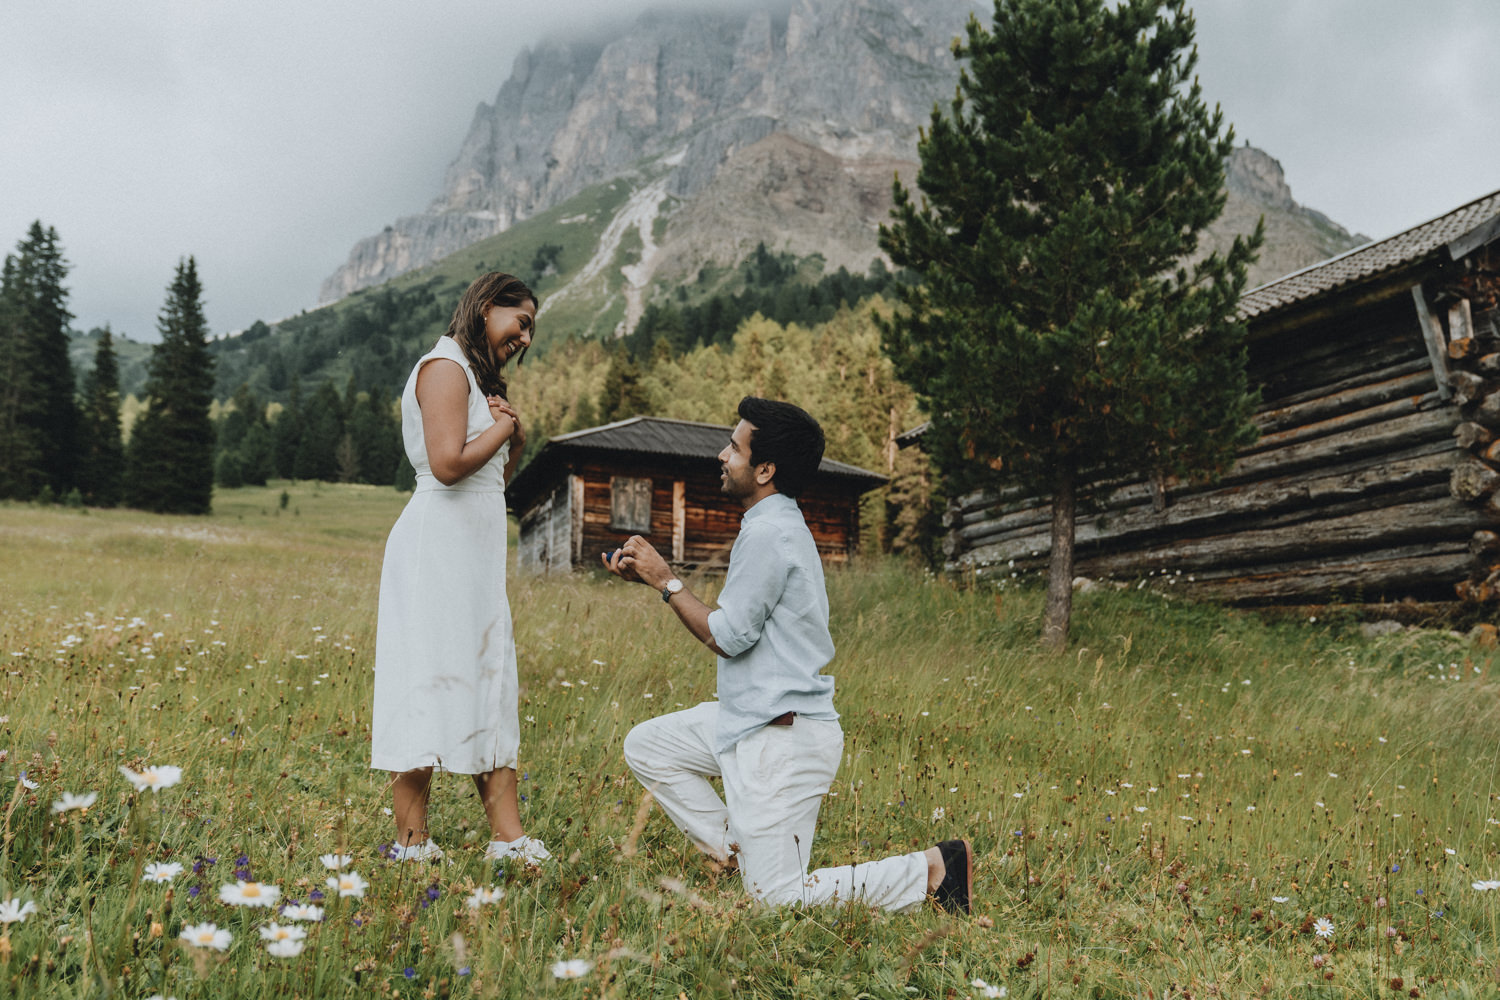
<box><xmin>2</xmin><ymin>483</ymin><xmax>1500</xmax><ymax>998</ymax></box>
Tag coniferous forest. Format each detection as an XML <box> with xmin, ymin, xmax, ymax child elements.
<box><xmin>5</xmin><ymin>226</ymin><xmax>935</xmax><ymax>555</ymax></box>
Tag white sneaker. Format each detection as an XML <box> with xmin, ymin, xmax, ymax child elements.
<box><xmin>485</xmin><ymin>835</ymin><xmax>551</xmax><ymax>866</ymax></box>
<box><xmin>391</xmin><ymin>839</ymin><xmax>445</xmax><ymax>862</ymax></box>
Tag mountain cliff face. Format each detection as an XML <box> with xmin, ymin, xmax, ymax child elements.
<box><xmin>322</xmin><ymin>0</ymin><xmax>1364</xmax><ymax>314</ymax></box>
<box><xmin>1213</xmin><ymin>145</ymin><xmax>1368</xmax><ymax>287</ymax></box>
<box><xmin>320</xmin><ymin>0</ymin><xmax>975</xmax><ymax>303</ymax></box>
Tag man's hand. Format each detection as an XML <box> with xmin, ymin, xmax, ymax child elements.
<box><xmin>602</xmin><ymin>535</ymin><xmax>672</xmax><ymax>590</ymax></box>
<box><xmin>602</xmin><ymin>536</ymin><xmax>727</xmax><ymax>656</ymax></box>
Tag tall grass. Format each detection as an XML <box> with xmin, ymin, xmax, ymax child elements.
<box><xmin>1</xmin><ymin>484</ymin><xmax>1498</xmax><ymax>998</ymax></box>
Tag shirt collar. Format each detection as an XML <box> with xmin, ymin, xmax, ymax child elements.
<box><xmin>741</xmin><ymin>491</ymin><xmax>795</xmax><ymax>525</ymax></box>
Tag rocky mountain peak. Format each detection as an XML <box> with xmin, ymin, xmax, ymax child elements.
<box><xmin>320</xmin><ymin>0</ymin><xmax>1364</xmax><ymax>313</ymax></box>
<box><xmin>320</xmin><ymin>0</ymin><xmax>979</xmax><ymax>304</ymax></box>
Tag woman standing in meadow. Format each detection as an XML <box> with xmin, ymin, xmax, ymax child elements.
<box><xmin>371</xmin><ymin>271</ymin><xmax>550</xmax><ymax>865</ymax></box>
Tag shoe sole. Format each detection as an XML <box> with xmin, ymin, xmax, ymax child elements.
<box><xmin>936</xmin><ymin>838</ymin><xmax>973</xmax><ymax>915</ymax></box>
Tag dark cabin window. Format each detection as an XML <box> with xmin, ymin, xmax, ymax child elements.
<box><xmin>610</xmin><ymin>476</ymin><xmax>652</xmax><ymax>533</ymax></box>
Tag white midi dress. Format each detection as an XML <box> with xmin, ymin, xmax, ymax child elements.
<box><xmin>371</xmin><ymin>335</ymin><xmax>519</xmax><ymax>775</ymax></box>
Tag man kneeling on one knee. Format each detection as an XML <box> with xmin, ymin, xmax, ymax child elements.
<box><xmin>604</xmin><ymin>396</ymin><xmax>971</xmax><ymax>913</ymax></box>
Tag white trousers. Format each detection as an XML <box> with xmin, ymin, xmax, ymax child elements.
<box><xmin>622</xmin><ymin>702</ymin><xmax>928</xmax><ymax>911</ymax></box>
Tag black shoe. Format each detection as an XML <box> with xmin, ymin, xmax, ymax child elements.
<box><xmin>933</xmin><ymin>838</ymin><xmax>972</xmax><ymax>915</ymax></box>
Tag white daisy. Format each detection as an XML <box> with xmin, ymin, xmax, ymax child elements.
<box><xmin>318</xmin><ymin>853</ymin><xmax>352</xmax><ymax>870</ymax></box>
<box><xmin>119</xmin><ymin>765</ymin><xmax>183</xmax><ymax>793</ymax></box>
<box><xmin>326</xmin><ymin>872</ymin><xmax>368</xmax><ymax>898</ymax></box>
<box><xmin>219</xmin><ymin>880</ymin><xmax>281</xmax><ymax>907</ymax></box>
<box><xmin>551</xmin><ymin>958</ymin><xmax>593</xmax><ymax>979</ymax></box>
<box><xmin>142</xmin><ymin>862</ymin><xmax>184</xmax><ymax>884</ymax></box>
<box><xmin>179</xmin><ymin>922</ymin><xmax>232</xmax><ymax>950</ymax></box>
<box><xmin>280</xmin><ymin>904</ymin><xmax>325</xmax><ymax>922</ymax></box>
<box><xmin>51</xmin><ymin>791</ymin><xmax>97</xmax><ymax>814</ymax></box>
<box><xmin>466</xmin><ymin>886</ymin><xmax>505</xmax><ymax>909</ymax></box>
<box><xmin>266</xmin><ymin>938</ymin><xmax>305</xmax><ymax>958</ymax></box>
<box><xmin>0</xmin><ymin>898</ymin><xmax>36</xmax><ymax>924</ymax></box>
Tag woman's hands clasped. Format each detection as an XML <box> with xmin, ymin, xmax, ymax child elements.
<box><xmin>487</xmin><ymin>396</ymin><xmax>525</xmax><ymax>453</ymax></box>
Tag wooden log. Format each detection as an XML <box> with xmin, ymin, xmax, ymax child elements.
<box><xmin>1448</xmin><ymin>337</ymin><xmax>1478</xmax><ymax>360</ymax></box>
<box><xmin>1261</xmin><ymin>357</ymin><xmax>1433</xmax><ymax>412</ymax></box>
<box><xmin>1244</xmin><ymin>389</ymin><xmax>1445</xmax><ymax>456</ymax></box>
<box><xmin>952</xmin><ymin>370</ymin><xmax>1446</xmax><ymax>522</ymax></box>
<box><xmin>1078</xmin><ymin>497</ymin><xmax>1479</xmax><ymax>576</ymax></box>
<box><xmin>1485</xmin><ymin>440</ymin><xmax>1500</xmax><ymax>465</ymax></box>
<box><xmin>1470</xmin><ymin>530</ymin><xmax>1500</xmax><ymax>558</ymax></box>
<box><xmin>958</xmin><ymin>482</ymin><xmax>1462</xmax><ymax>572</ymax></box>
<box><xmin>1178</xmin><ymin>549</ymin><xmax>1474</xmax><ymax>604</ymax></box>
<box><xmin>958</xmin><ymin>446</ymin><xmax>1456</xmax><ymax>549</ymax></box>
<box><xmin>957</xmin><ymin>433</ymin><xmax>1458</xmax><ymax>539</ymax></box>
<box><xmin>1252</xmin><ymin>369</ymin><xmax>1439</xmax><ymax>437</ymax></box>
<box><xmin>1478</xmin><ymin>391</ymin><xmax>1500</xmax><ymax>425</ymax></box>
<box><xmin>1226</xmin><ymin>407</ymin><xmax>1458</xmax><ymax>485</ymax></box>
<box><xmin>1451</xmin><ymin>370</ymin><xmax>1487</xmax><ymax>406</ymax></box>
<box><xmin>1258</xmin><ymin>338</ymin><xmax>1428</xmax><ymax>403</ymax></box>
<box><xmin>1412</xmin><ymin>285</ymin><xmax>1455</xmax><ymax>400</ymax></box>
<box><xmin>1451</xmin><ymin>455</ymin><xmax>1500</xmax><ymax>501</ymax></box>
<box><xmin>1456</xmin><ymin>421</ymin><xmax>1495</xmax><ymax>450</ymax></box>
<box><xmin>1478</xmin><ymin>352</ymin><xmax>1500</xmax><ymax>374</ymax></box>
<box><xmin>1451</xmin><ymin>299</ymin><xmax>1476</xmax><ymax>344</ymax></box>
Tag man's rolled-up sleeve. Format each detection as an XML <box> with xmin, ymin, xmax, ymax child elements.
<box><xmin>706</xmin><ymin>531</ymin><xmax>789</xmax><ymax>658</ymax></box>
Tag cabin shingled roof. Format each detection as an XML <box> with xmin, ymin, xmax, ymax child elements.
<box><xmin>1239</xmin><ymin>188</ymin><xmax>1500</xmax><ymax>321</ymax></box>
<box><xmin>507</xmin><ymin>415</ymin><xmax>887</xmax><ymax>511</ymax></box>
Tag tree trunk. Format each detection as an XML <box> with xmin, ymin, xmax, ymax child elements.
<box><xmin>1041</xmin><ymin>469</ymin><xmax>1076</xmax><ymax>650</ymax></box>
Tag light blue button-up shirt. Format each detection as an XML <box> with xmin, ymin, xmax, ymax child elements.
<box><xmin>706</xmin><ymin>492</ymin><xmax>838</xmax><ymax>753</ymax></box>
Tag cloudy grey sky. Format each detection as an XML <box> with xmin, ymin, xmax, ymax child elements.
<box><xmin>2</xmin><ymin>0</ymin><xmax>1497</xmax><ymax>342</ymax></box>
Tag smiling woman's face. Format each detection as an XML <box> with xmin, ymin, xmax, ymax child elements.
<box><xmin>483</xmin><ymin>301</ymin><xmax>536</xmax><ymax>363</ymax></box>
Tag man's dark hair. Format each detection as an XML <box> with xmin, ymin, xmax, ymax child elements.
<box><xmin>737</xmin><ymin>396</ymin><xmax>825</xmax><ymax>499</ymax></box>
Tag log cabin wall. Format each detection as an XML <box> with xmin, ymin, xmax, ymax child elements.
<box><xmin>516</xmin><ymin>478</ymin><xmax>575</xmax><ymax>574</ymax></box>
<box><xmin>943</xmin><ymin>240</ymin><xmax>1500</xmax><ymax>605</ymax></box>
<box><xmin>1443</xmin><ymin>258</ymin><xmax>1500</xmax><ymax>601</ymax></box>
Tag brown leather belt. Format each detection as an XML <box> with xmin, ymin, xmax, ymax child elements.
<box><xmin>767</xmin><ymin>711</ymin><xmax>796</xmax><ymax>727</ymax></box>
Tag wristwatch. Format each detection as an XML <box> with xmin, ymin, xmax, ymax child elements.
<box><xmin>661</xmin><ymin>578</ymin><xmax>684</xmax><ymax>603</ymax></box>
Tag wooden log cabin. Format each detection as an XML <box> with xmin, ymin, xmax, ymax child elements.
<box><xmin>506</xmin><ymin>416</ymin><xmax>887</xmax><ymax>573</ymax></box>
<box><xmin>937</xmin><ymin>189</ymin><xmax>1500</xmax><ymax>605</ymax></box>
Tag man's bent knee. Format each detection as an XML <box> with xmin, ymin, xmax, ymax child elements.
<box><xmin>621</xmin><ymin>721</ymin><xmax>656</xmax><ymax>778</ymax></box>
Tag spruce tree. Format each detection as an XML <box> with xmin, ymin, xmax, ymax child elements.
<box><xmin>0</xmin><ymin>256</ymin><xmax>42</xmax><ymax>499</ymax></box>
<box><xmin>293</xmin><ymin>380</ymin><xmax>343</xmax><ymax>481</ymax></box>
<box><xmin>348</xmin><ymin>385</ymin><xmax>401</xmax><ymax>487</ymax></box>
<box><xmin>238</xmin><ymin>421</ymin><xmax>275</xmax><ymax>487</ymax></box>
<box><xmin>125</xmin><ymin>258</ymin><xmax>216</xmax><ymax>514</ymax></box>
<box><xmin>79</xmin><ymin>326</ymin><xmax>125</xmax><ymax>506</ymax></box>
<box><xmin>0</xmin><ymin>223</ymin><xmax>78</xmax><ymax>497</ymax></box>
<box><xmin>215</xmin><ymin>383</ymin><xmax>268</xmax><ymax>488</ymax></box>
<box><xmin>596</xmin><ymin>347</ymin><xmax>653</xmax><ymax>423</ymax></box>
<box><xmin>272</xmin><ymin>376</ymin><xmax>302</xmax><ymax>478</ymax></box>
<box><xmin>879</xmin><ymin>0</ymin><xmax>1261</xmax><ymax>647</ymax></box>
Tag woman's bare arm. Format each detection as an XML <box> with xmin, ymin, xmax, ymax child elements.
<box><xmin>416</xmin><ymin>359</ymin><xmax>517</xmax><ymax>485</ymax></box>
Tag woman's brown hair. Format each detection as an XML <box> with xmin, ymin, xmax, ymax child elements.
<box><xmin>444</xmin><ymin>272</ymin><xmax>537</xmax><ymax>398</ymax></box>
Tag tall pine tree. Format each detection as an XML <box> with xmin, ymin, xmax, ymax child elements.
<box><xmin>880</xmin><ymin>0</ymin><xmax>1261</xmax><ymax>647</ymax></box>
<box><xmin>0</xmin><ymin>256</ymin><xmax>41</xmax><ymax>499</ymax></box>
<box><xmin>125</xmin><ymin>258</ymin><xmax>216</xmax><ymax>514</ymax></box>
<box><xmin>0</xmin><ymin>223</ymin><xmax>78</xmax><ymax>498</ymax></box>
<box><xmin>79</xmin><ymin>326</ymin><xmax>125</xmax><ymax>506</ymax></box>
